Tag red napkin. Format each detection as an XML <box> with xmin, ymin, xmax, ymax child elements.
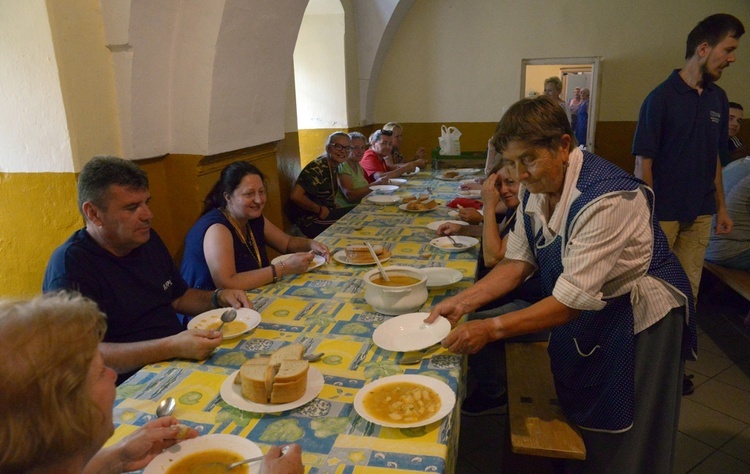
<box><xmin>447</xmin><ymin>198</ymin><xmax>483</xmax><ymax>209</ymax></box>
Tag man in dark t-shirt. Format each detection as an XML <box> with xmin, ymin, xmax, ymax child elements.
<box><xmin>44</xmin><ymin>156</ymin><xmax>251</xmax><ymax>383</ymax></box>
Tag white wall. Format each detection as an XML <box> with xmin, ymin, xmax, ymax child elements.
<box><xmin>294</xmin><ymin>10</ymin><xmax>349</xmax><ymax>129</ymax></box>
<box><xmin>376</xmin><ymin>0</ymin><xmax>750</xmax><ymax>123</ymax></box>
<box><xmin>0</xmin><ymin>1</ymin><xmax>71</xmax><ymax>173</ymax></box>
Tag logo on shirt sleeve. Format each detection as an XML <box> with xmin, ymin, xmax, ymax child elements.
<box><xmin>163</xmin><ymin>279</ymin><xmax>173</xmax><ymax>291</ymax></box>
<box><xmin>710</xmin><ymin>111</ymin><xmax>721</xmax><ymax>123</ymax></box>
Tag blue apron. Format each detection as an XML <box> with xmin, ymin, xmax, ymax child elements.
<box><xmin>521</xmin><ymin>152</ymin><xmax>696</xmax><ymax>431</ymax></box>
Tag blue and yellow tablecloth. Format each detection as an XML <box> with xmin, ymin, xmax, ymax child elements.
<box><xmin>111</xmin><ymin>170</ymin><xmax>483</xmax><ymax>473</ymax></box>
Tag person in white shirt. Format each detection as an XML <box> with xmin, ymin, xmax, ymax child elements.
<box><xmin>426</xmin><ymin>96</ymin><xmax>694</xmax><ymax>473</ymax></box>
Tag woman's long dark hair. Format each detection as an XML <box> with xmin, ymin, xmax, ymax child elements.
<box><xmin>202</xmin><ymin>161</ymin><xmax>266</xmax><ymax>215</ymax></box>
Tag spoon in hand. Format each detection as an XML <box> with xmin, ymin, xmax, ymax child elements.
<box><xmin>217</xmin><ymin>309</ymin><xmax>237</xmax><ymax>332</ymax></box>
<box><xmin>155</xmin><ymin>397</ymin><xmax>176</xmax><ymax>417</ymax></box>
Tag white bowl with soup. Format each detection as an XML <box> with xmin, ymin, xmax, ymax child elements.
<box><xmin>363</xmin><ymin>266</ymin><xmax>428</xmax><ymax>315</ymax></box>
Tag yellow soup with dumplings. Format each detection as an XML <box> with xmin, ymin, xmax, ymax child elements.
<box><xmin>165</xmin><ymin>450</ymin><xmax>248</xmax><ymax>474</ymax></box>
<box><xmin>369</xmin><ymin>275</ymin><xmax>421</xmax><ymax>287</ymax></box>
<box><xmin>363</xmin><ymin>382</ymin><xmax>441</xmax><ymax>423</ymax></box>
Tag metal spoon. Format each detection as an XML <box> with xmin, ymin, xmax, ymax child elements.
<box><xmin>217</xmin><ymin>308</ymin><xmax>237</xmax><ymax>332</ymax></box>
<box><xmin>303</xmin><ymin>352</ymin><xmax>324</xmax><ymax>362</ymax></box>
<box><xmin>366</xmin><ymin>242</ymin><xmax>390</xmax><ymax>282</ymax></box>
<box><xmin>445</xmin><ymin>235</ymin><xmax>466</xmax><ymax>249</ymax></box>
<box><xmin>225</xmin><ymin>446</ymin><xmax>289</xmax><ymax>471</ymax></box>
<box><xmin>155</xmin><ymin>397</ymin><xmax>176</xmax><ymax>417</ymax></box>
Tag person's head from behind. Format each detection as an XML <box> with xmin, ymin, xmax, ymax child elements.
<box><xmin>685</xmin><ymin>14</ymin><xmax>744</xmax><ymax>81</ymax></box>
<box><xmin>348</xmin><ymin>132</ymin><xmax>367</xmax><ymax>161</ymax></box>
<box><xmin>369</xmin><ymin>129</ymin><xmax>393</xmax><ymax>157</ymax></box>
<box><xmin>0</xmin><ymin>292</ymin><xmax>112</xmax><ymax>473</ymax></box>
<box><xmin>492</xmin><ymin>96</ymin><xmax>577</xmax><ymax>196</ymax></box>
<box><xmin>543</xmin><ymin>77</ymin><xmax>563</xmax><ymax>100</ymax></box>
<box><xmin>78</xmin><ymin>156</ymin><xmax>153</xmax><ymax>256</ymax></box>
<box><xmin>729</xmin><ymin>102</ymin><xmax>744</xmax><ymax>138</ymax></box>
<box><xmin>382</xmin><ymin>122</ymin><xmax>403</xmax><ymax>148</ymax></box>
<box><xmin>203</xmin><ymin>161</ymin><xmax>267</xmax><ymax>220</ymax></box>
<box><xmin>489</xmin><ymin>159</ymin><xmax>520</xmax><ymax>210</ymax></box>
<box><xmin>325</xmin><ymin>132</ymin><xmax>352</xmax><ymax>165</ymax></box>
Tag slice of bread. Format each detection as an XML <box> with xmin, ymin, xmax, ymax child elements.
<box><xmin>345</xmin><ymin>245</ymin><xmax>383</xmax><ymax>264</ymax></box>
<box><xmin>240</xmin><ymin>360</ymin><xmax>270</xmax><ymax>403</ymax></box>
<box><xmin>269</xmin><ymin>343</ymin><xmax>305</xmax><ymax>366</ymax></box>
<box><xmin>239</xmin><ymin>346</ymin><xmax>309</xmax><ymax>404</ymax></box>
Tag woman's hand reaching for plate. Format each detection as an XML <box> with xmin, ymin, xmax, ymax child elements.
<box><xmin>439</xmin><ymin>319</ymin><xmax>495</xmax><ymax>355</ymax></box>
<box><xmin>282</xmin><ymin>252</ymin><xmax>316</xmax><ymax>274</ymax></box>
<box><xmin>308</xmin><ymin>241</ymin><xmax>330</xmax><ymax>263</ymax></box>
<box><xmin>458</xmin><ymin>207</ymin><xmax>483</xmax><ymax>224</ymax></box>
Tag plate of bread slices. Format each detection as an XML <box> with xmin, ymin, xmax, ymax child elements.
<box><xmin>221</xmin><ymin>343</ymin><xmax>324</xmax><ymax>413</ymax></box>
<box><xmin>399</xmin><ymin>195</ymin><xmax>439</xmax><ymax>212</ymax></box>
<box><xmin>333</xmin><ymin>244</ymin><xmax>392</xmax><ymax>265</ymax></box>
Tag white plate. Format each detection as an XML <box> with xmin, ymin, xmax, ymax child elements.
<box><xmin>367</xmin><ymin>194</ymin><xmax>401</xmax><ymax>205</ymax></box>
<box><xmin>143</xmin><ymin>434</ymin><xmax>262</xmax><ymax>474</ymax></box>
<box><xmin>389</xmin><ymin>178</ymin><xmax>407</xmax><ymax>185</ymax></box>
<box><xmin>459</xmin><ymin>178</ymin><xmax>483</xmax><ymax>187</ymax></box>
<box><xmin>436</xmin><ymin>173</ymin><xmax>462</xmax><ymax>181</ymax></box>
<box><xmin>220</xmin><ymin>367</ymin><xmax>324</xmax><ymax>413</ymax></box>
<box><xmin>271</xmin><ymin>253</ymin><xmax>325</xmax><ymax>271</ymax></box>
<box><xmin>333</xmin><ymin>249</ymin><xmax>391</xmax><ymax>266</ymax></box>
<box><xmin>425</xmin><ymin>220</ymin><xmax>468</xmax><ymax>231</ymax></box>
<box><xmin>457</xmin><ymin>190</ymin><xmax>482</xmax><ymax>199</ymax></box>
<box><xmin>448</xmin><ymin>209</ymin><xmax>483</xmax><ymax>219</ymax></box>
<box><xmin>422</xmin><ymin>267</ymin><xmax>464</xmax><ymax>288</ymax></box>
<box><xmin>430</xmin><ymin>236</ymin><xmax>479</xmax><ymax>252</ymax></box>
<box><xmin>402</xmin><ymin>166</ymin><xmax>420</xmax><ymax>176</ymax></box>
<box><xmin>456</xmin><ymin>168</ymin><xmax>482</xmax><ymax>175</ymax></box>
<box><xmin>398</xmin><ymin>203</ymin><xmax>439</xmax><ymax>213</ymax></box>
<box><xmin>372</xmin><ymin>312</ymin><xmax>450</xmax><ymax>352</ymax></box>
<box><xmin>353</xmin><ymin>374</ymin><xmax>456</xmax><ymax>428</ymax></box>
<box><xmin>188</xmin><ymin>308</ymin><xmax>261</xmax><ymax>339</ymax></box>
<box><xmin>370</xmin><ymin>185</ymin><xmax>400</xmax><ymax>194</ymax></box>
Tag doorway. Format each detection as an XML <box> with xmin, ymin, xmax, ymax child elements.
<box><xmin>521</xmin><ymin>57</ymin><xmax>601</xmax><ymax>152</ymax></box>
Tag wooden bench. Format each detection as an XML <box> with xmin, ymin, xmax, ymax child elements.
<box><xmin>703</xmin><ymin>261</ymin><xmax>750</xmax><ymax>301</ymax></box>
<box><xmin>505</xmin><ymin>342</ymin><xmax>586</xmax><ymax>460</ymax></box>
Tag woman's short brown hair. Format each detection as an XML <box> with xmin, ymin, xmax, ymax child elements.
<box><xmin>492</xmin><ymin>95</ymin><xmax>577</xmax><ymax>155</ymax></box>
<box><xmin>0</xmin><ymin>292</ymin><xmax>107</xmax><ymax>473</ymax></box>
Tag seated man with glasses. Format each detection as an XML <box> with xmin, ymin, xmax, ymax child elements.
<box><xmin>287</xmin><ymin>131</ymin><xmax>354</xmax><ymax>237</ymax></box>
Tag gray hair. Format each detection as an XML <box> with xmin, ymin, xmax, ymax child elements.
<box><xmin>326</xmin><ymin>132</ymin><xmax>350</xmax><ymax>148</ymax></box>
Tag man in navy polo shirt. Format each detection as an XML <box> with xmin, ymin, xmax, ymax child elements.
<box><xmin>44</xmin><ymin>156</ymin><xmax>252</xmax><ymax>384</ymax></box>
<box><xmin>633</xmin><ymin>13</ymin><xmax>744</xmax><ymax>395</ymax></box>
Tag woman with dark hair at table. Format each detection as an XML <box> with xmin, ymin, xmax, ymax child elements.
<box><xmin>360</xmin><ymin>129</ymin><xmax>421</xmax><ymax>182</ymax></box>
<box><xmin>287</xmin><ymin>132</ymin><xmax>353</xmax><ymax>237</ymax></box>
<box><xmin>427</xmin><ymin>96</ymin><xmax>695</xmax><ymax>472</ymax></box>
<box><xmin>182</xmin><ymin>161</ymin><xmax>329</xmax><ymax>291</ymax></box>
<box><xmin>0</xmin><ymin>292</ymin><xmax>304</xmax><ymax>474</ymax></box>
<box><xmin>336</xmin><ymin>131</ymin><xmax>390</xmax><ymax>207</ymax></box>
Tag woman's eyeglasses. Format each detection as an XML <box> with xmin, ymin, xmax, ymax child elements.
<box><xmin>331</xmin><ymin>144</ymin><xmax>353</xmax><ymax>152</ymax></box>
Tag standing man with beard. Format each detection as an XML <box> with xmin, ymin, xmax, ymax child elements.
<box><xmin>633</xmin><ymin>13</ymin><xmax>744</xmax><ymax>395</ymax></box>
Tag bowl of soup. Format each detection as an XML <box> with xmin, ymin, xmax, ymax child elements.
<box><xmin>363</xmin><ymin>266</ymin><xmax>428</xmax><ymax>315</ymax></box>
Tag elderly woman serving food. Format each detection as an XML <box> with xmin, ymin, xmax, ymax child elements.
<box><xmin>426</xmin><ymin>96</ymin><xmax>696</xmax><ymax>473</ymax></box>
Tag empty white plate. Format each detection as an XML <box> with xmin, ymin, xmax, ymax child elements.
<box><xmin>369</xmin><ymin>185</ymin><xmax>399</xmax><ymax>194</ymax></box>
<box><xmin>422</xmin><ymin>267</ymin><xmax>463</xmax><ymax>288</ymax></box>
<box><xmin>367</xmin><ymin>194</ymin><xmax>401</xmax><ymax>204</ymax></box>
<box><xmin>372</xmin><ymin>312</ymin><xmax>450</xmax><ymax>352</ymax></box>
<box><xmin>430</xmin><ymin>236</ymin><xmax>479</xmax><ymax>252</ymax></box>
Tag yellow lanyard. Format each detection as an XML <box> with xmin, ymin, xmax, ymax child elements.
<box><xmin>221</xmin><ymin>209</ymin><xmax>263</xmax><ymax>267</ymax></box>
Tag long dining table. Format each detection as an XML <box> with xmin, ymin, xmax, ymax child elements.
<box><xmin>109</xmin><ymin>167</ymin><xmax>484</xmax><ymax>473</ymax></box>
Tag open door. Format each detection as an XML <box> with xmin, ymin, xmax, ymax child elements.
<box><xmin>521</xmin><ymin>57</ymin><xmax>601</xmax><ymax>152</ymax></box>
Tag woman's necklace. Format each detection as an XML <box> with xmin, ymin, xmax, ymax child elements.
<box><xmin>221</xmin><ymin>209</ymin><xmax>263</xmax><ymax>267</ymax></box>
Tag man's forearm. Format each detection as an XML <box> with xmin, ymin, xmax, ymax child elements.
<box><xmin>634</xmin><ymin>155</ymin><xmax>654</xmax><ymax>187</ymax></box>
<box><xmin>99</xmin><ymin>338</ymin><xmax>176</xmax><ymax>374</ymax></box>
<box><xmin>714</xmin><ymin>155</ymin><xmax>728</xmax><ymax>212</ymax></box>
